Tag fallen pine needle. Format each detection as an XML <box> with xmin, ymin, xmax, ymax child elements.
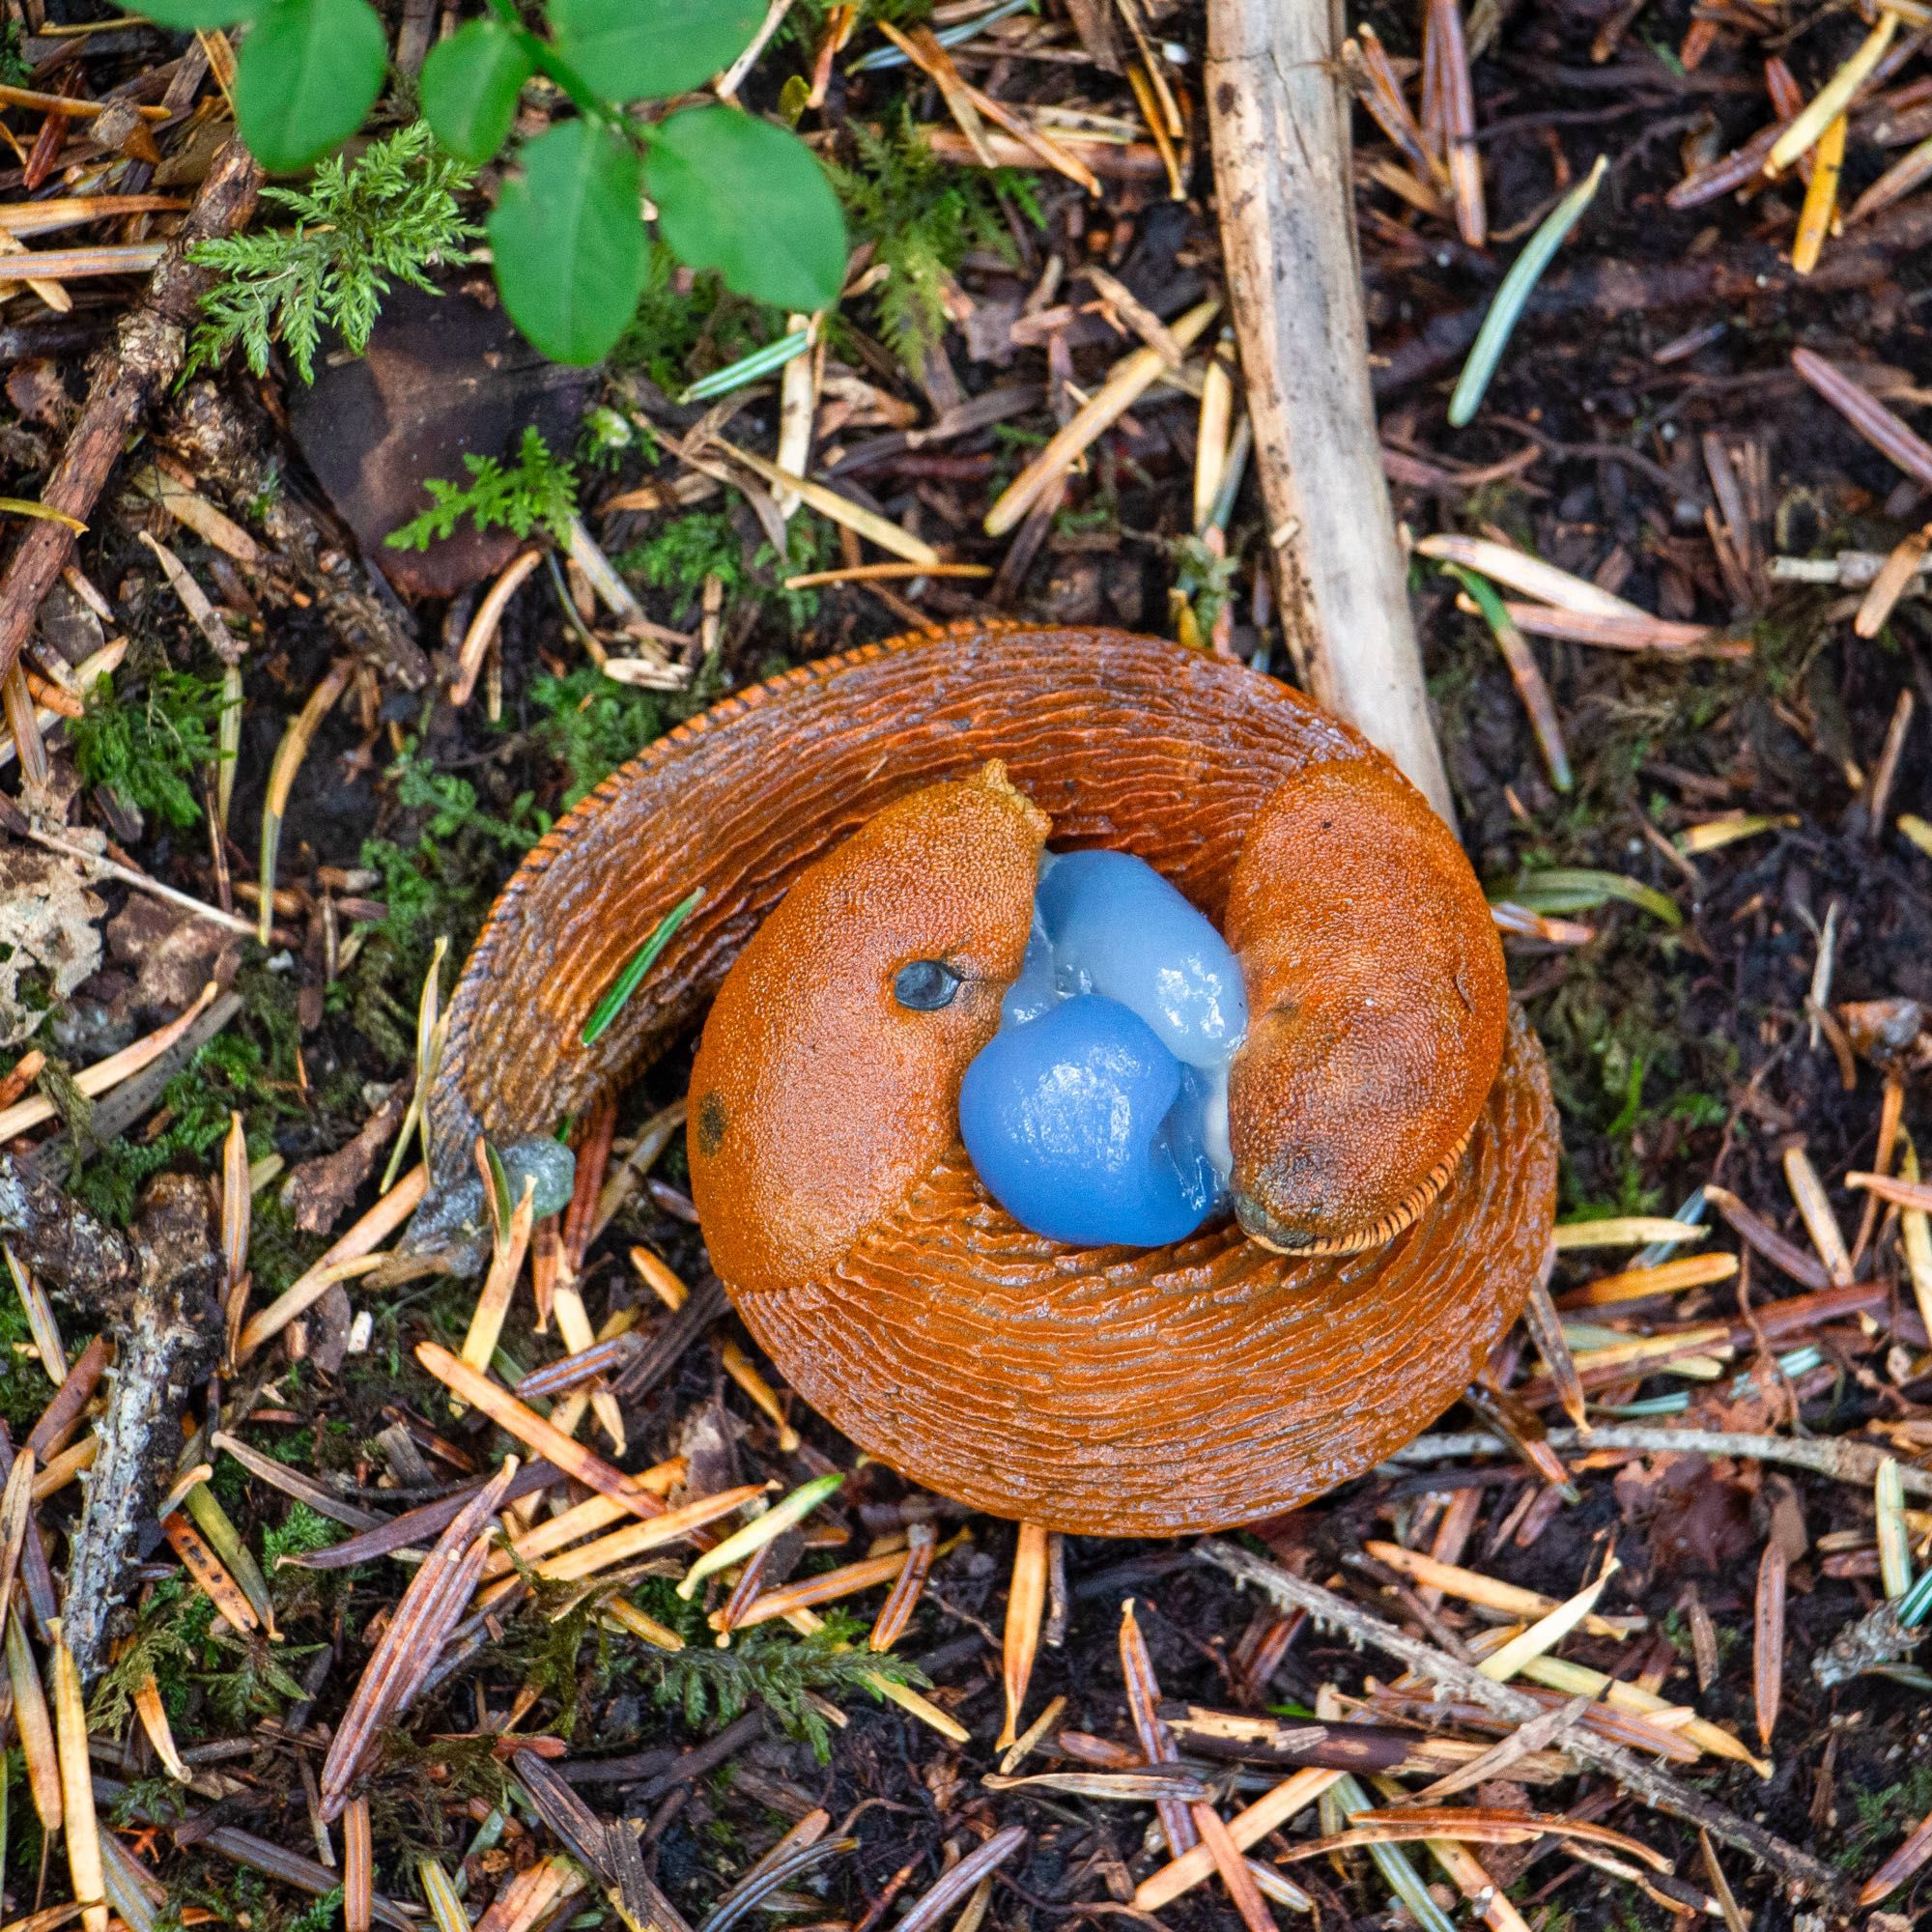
<box><xmin>161</xmin><ymin>1510</ymin><xmax>260</xmax><ymax>1633</ymax></box>
<box><xmin>1553</xmin><ymin>1216</ymin><xmax>1708</xmax><ymax>1250</ymax></box>
<box><xmin>1861</xmin><ymin>1797</ymin><xmax>1932</xmax><ymax>1905</ymax></box>
<box><xmin>784</xmin><ymin>561</ymin><xmax>992</xmax><ymax>587</ymax></box>
<box><xmin>50</xmin><ymin>1624</ymin><xmax>105</xmax><ymax>1932</ymax></box>
<box><xmin>452</xmin><ymin>550</ymin><xmax>541</xmax><ymax>709</ymax></box>
<box><xmin>1753</xmin><ymin>1540</ymin><xmax>1786</xmax><ymax>1750</ymax></box>
<box><xmin>132</xmin><ymin>1667</ymin><xmax>188</xmax><ymax>1781</ymax></box>
<box><xmin>986</xmin><ymin>298</ymin><xmax>1220</xmax><ymax>535</ymax></box>
<box><xmin>1446</xmin><ymin>566</ymin><xmax>1569</xmax><ymax>790</ymax></box>
<box><xmin>1676</xmin><ymin>812</ymin><xmax>1799</xmax><ymax>854</ymax></box>
<box><xmin>1790</xmin><ymin>111</ymin><xmax>1845</xmax><ymax>273</ymax></box>
<box><xmin>1791</xmin><ymin>345</ymin><xmax>1932</xmax><ymax>489</ymax></box>
<box><xmin>416</xmin><ymin>1343</ymin><xmax>669</xmax><ymax>1524</ymax></box>
<box><xmin>1766</xmin><ymin>11</ymin><xmax>1897</xmax><ymax>176</ymax></box>
<box><xmin>1448</xmin><ymin>156</ymin><xmax>1606</xmax><ymax>427</ymax></box>
<box><xmin>1415</xmin><ymin>531</ymin><xmax>1647</xmax><ymax>619</ymax></box>
<box><xmin>1480</xmin><ymin>1561</ymin><xmax>1619</xmax><ymax>1681</ymax></box>
<box><xmin>531</xmin><ymin>1481</ymin><xmax>766</xmax><ymax>1584</ymax></box>
<box><xmin>678</xmin><ymin>1470</ymin><xmax>843</xmax><ymax>1600</ymax></box>
<box><xmin>7</xmin><ymin>1608</ymin><xmax>59</xmax><ymax>1832</ymax></box>
<box><xmin>318</xmin><ymin>1460</ymin><xmax>517</xmax><ymax>1820</ymax></box>
<box><xmin>1136</xmin><ymin>1767</ymin><xmax>1338</xmax><ymax>1910</ymax></box>
<box><xmin>1555</xmin><ymin>1253</ymin><xmax>1739</xmax><ymax>1308</ymax></box>
<box><xmin>711</xmin><ymin>437</ymin><xmax>941</xmax><ymax>565</ymax></box>
<box><xmin>1855</xmin><ymin>524</ymin><xmax>1932</xmax><ymax>637</ymax></box>
<box><xmin>1278</xmin><ymin>1806</ymin><xmax>1670</xmax><ymax>1872</ymax></box>
<box><xmin>1000</xmin><ymin>1522</ymin><xmax>1049</xmax><ymax>1748</ymax></box>
<box><xmin>1364</xmin><ymin>1544</ymin><xmax>1635</xmax><ymax>1637</ymax></box>
<box><xmin>238</xmin><ymin>1167</ymin><xmax>428</xmax><ymax>1359</ymax></box>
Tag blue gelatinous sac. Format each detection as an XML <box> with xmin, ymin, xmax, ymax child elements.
<box><xmin>958</xmin><ymin>996</ymin><xmax>1221</xmax><ymax>1246</ymax></box>
<box><xmin>961</xmin><ymin>849</ymin><xmax>1246</xmax><ymax>1247</ymax></box>
<box><xmin>1036</xmin><ymin>850</ymin><xmax>1247</xmax><ymax>1065</ymax></box>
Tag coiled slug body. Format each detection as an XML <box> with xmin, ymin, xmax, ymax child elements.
<box><xmin>416</xmin><ymin>625</ymin><xmax>1558</xmax><ymax>1536</ymax></box>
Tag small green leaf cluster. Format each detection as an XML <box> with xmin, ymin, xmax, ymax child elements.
<box><xmin>423</xmin><ymin>0</ymin><xmax>848</xmax><ymax>363</ymax></box>
<box><xmin>185</xmin><ymin>123</ymin><xmax>476</xmax><ymax>384</ymax></box>
<box><xmin>70</xmin><ymin>665</ymin><xmax>232</xmax><ymax>831</ymax></box>
<box><xmin>386</xmin><ymin>425</ymin><xmax>580</xmax><ymax>553</ymax></box>
<box><xmin>128</xmin><ymin>0</ymin><xmax>850</xmax><ymax>368</ymax></box>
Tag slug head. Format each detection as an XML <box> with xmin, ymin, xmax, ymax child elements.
<box><xmin>1225</xmin><ymin>757</ymin><xmax>1508</xmax><ymax>1254</ymax></box>
<box><xmin>689</xmin><ymin>760</ymin><xmax>1048</xmax><ymax>1294</ymax></box>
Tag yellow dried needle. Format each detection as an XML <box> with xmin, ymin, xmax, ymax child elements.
<box><xmin>418</xmin><ymin>1858</ymin><xmax>473</xmax><ymax>1932</ymax></box>
<box><xmin>1767</xmin><ymin>12</ymin><xmax>1897</xmax><ymax>178</ymax></box>
<box><xmin>7</xmin><ymin>1609</ymin><xmax>59</xmax><ymax>1833</ymax></box>
<box><xmin>384</xmin><ymin>934</ymin><xmax>449</xmax><ymax>1193</ymax></box>
<box><xmin>1480</xmin><ymin>1559</ymin><xmax>1619</xmax><ymax>1681</ymax></box>
<box><xmin>258</xmin><ymin>658</ymin><xmax>352</xmax><ymax>946</ymax></box>
<box><xmin>1791</xmin><ymin>112</ymin><xmax>1846</xmax><ymax>274</ymax></box>
<box><xmin>1877</xmin><ymin>1456</ymin><xmax>1913</xmax><ymax>1600</ymax></box>
<box><xmin>677</xmin><ymin>1471</ymin><xmax>843</xmax><ymax>1600</ymax></box>
<box><xmin>50</xmin><ymin>1624</ymin><xmax>105</xmax><ymax>1932</ymax></box>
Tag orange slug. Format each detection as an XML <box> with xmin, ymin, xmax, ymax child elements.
<box><xmin>413</xmin><ymin>624</ymin><xmax>1557</xmax><ymax>1537</ymax></box>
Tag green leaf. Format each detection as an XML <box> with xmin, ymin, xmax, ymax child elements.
<box><xmin>233</xmin><ymin>0</ymin><xmax>387</xmax><ymax>172</ymax></box>
<box><xmin>550</xmin><ymin>0</ymin><xmax>768</xmax><ymax>99</ymax></box>
<box><xmin>420</xmin><ymin>18</ymin><xmax>531</xmax><ymax>164</ymax></box>
<box><xmin>123</xmin><ymin>0</ymin><xmax>259</xmax><ymax>27</ymax></box>
<box><xmin>645</xmin><ymin>108</ymin><xmax>845</xmax><ymax>312</ymax></box>
<box><xmin>1507</xmin><ymin>867</ymin><xmax>1683</xmax><ymax>927</ymax></box>
<box><xmin>488</xmin><ymin>120</ymin><xmax>646</xmax><ymax>365</ymax></box>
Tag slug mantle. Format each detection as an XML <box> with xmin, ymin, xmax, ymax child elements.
<box><xmin>412</xmin><ymin>624</ymin><xmax>1559</xmax><ymax>1537</ymax></box>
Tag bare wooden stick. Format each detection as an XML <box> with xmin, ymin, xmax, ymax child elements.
<box><xmin>1388</xmin><ymin>1423</ymin><xmax>1932</xmax><ymax>1498</ymax></box>
<box><xmin>1195</xmin><ymin>1539</ymin><xmax>1846</xmax><ymax>1902</ymax></box>
<box><xmin>1205</xmin><ymin>0</ymin><xmax>1455</xmax><ymax>821</ymax></box>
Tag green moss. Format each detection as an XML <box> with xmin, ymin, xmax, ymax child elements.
<box><xmin>653</xmin><ymin>1606</ymin><xmax>927</xmax><ymax>1761</ymax></box>
<box><xmin>70</xmin><ymin>663</ymin><xmax>231</xmax><ymax>831</ymax></box>
<box><xmin>616</xmin><ymin>509</ymin><xmax>835</xmax><ymax>630</ymax></box>
<box><xmin>1842</xmin><ymin>1758</ymin><xmax>1932</xmax><ymax>1867</ymax></box>
<box><xmin>525</xmin><ymin>665</ymin><xmax>665</xmax><ymax>807</ymax></box>
<box><xmin>69</xmin><ymin>1024</ymin><xmax>295</xmax><ymax>1226</ymax></box>
<box><xmin>830</xmin><ymin>116</ymin><xmax>1040</xmax><ymax>366</ymax></box>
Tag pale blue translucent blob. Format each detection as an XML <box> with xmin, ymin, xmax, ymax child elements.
<box><xmin>1036</xmin><ymin>849</ymin><xmax>1247</xmax><ymax>1067</ymax></box>
<box><xmin>958</xmin><ymin>995</ymin><xmax>1219</xmax><ymax>1246</ymax></box>
<box><xmin>500</xmin><ymin>1137</ymin><xmax>578</xmax><ymax>1221</ymax></box>
<box><xmin>961</xmin><ymin>849</ymin><xmax>1245</xmax><ymax>1247</ymax></box>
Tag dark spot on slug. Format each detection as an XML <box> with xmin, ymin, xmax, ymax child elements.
<box><xmin>894</xmin><ymin>958</ymin><xmax>963</xmax><ymax>1010</ymax></box>
<box><xmin>696</xmin><ymin>1091</ymin><xmax>728</xmax><ymax>1158</ymax></box>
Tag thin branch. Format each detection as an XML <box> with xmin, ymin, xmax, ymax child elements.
<box><xmin>1385</xmin><ymin>1425</ymin><xmax>1932</xmax><ymax>1499</ymax></box>
<box><xmin>1194</xmin><ymin>1540</ymin><xmax>1847</xmax><ymax>1904</ymax></box>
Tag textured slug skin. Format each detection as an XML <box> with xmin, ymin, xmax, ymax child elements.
<box><xmin>415</xmin><ymin>625</ymin><xmax>1558</xmax><ymax>1537</ymax></box>
<box><xmin>1225</xmin><ymin>757</ymin><xmax>1510</xmax><ymax>1254</ymax></box>
<box><xmin>688</xmin><ymin>762</ymin><xmax>1047</xmax><ymax>1295</ymax></box>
